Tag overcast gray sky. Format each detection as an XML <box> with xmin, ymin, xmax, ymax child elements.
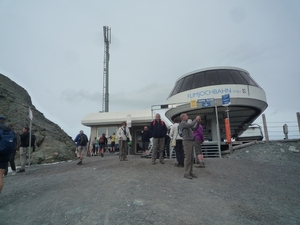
<box><xmin>1</xmin><ymin>0</ymin><xmax>299</xmax><ymax>139</ymax></box>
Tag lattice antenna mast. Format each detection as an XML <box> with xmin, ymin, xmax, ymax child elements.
<box><xmin>102</xmin><ymin>26</ymin><xmax>111</xmax><ymax>112</ymax></box>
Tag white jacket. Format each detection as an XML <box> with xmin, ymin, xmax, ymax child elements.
<box><xmin>117</xmin><ymin>126</ymin><xmax>132</xmax><ymax>141</ymax></box>
<box><xmin>169</xmin><ymin>123</ymin><xmax>182</xmax><ymax>140</ymax></box>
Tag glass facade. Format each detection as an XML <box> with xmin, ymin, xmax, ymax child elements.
<box><xmin>168</xmin><ymin>69</ymin><xmax>260</xmax><ymax>98</ymax></box>
<box><xmin>97</xmin><ymin>127</ymin><xmax>118</xmax><ymax>138</ymax></box>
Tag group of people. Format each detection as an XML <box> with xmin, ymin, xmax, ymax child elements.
<box><xmin>145</xmin><ymin>113</ymin><xmax>205</xmax><ymax>179</ymax></box>
<box><xmin>73</xmin><ymin>112</ymin><xmax>205</xmax><ymax>180</ymax></box>
<box><xmin>74</xmin><ymin>122</ymin><xmax>132</xmax><ymax>165</ymax></box>
<box><xmin>0</xmin><ymin>115</ymin><xmax>36</xmax><ymax>194</ymax></box>
<box><xmin>90</xmin><ymin>133</ymin><xmax>115</xmax><ymax>157</ymax></box>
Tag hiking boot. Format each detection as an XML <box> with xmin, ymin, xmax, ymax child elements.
<box><xmin>184</xmin><ymin>174</ymin><xmax>193</xmax><ymax>179</ymax></box>
<box><xmin>194</xmin><ymin>164</ymin><xmax>202</xmax><ymax>168</ymax></box>
<box><xmin>199</xmin><ymin>162</ymin><xmax>205</xmax><ymax>168</ymax></box>
<box><xmin>77</xmin><ymin>160</ymin><xmax>82</xmax><ymax>165</ymax></box>
<box><xmin>190</xmin><ymin>173</ymin><xmax>197</xmax><ymax>178</ymax></box>
<box><xmin>17</xmin><ymin>168</ymin><xmax>25</xmax><ymax>173</ymax></box>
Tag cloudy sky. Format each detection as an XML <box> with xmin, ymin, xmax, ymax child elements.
<box><xmin>0</xmin><ymin>0</ymin><xmax>299</xmax><ymax>139</ymax></box>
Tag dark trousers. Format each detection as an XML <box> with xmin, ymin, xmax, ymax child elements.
<box><xmin>175</xmin><ymin>140</ymin><xmax>184</xmax><ymax>166</ymax></box>
<box><xmin>5</xmin><ymin>150</ymin><xmax>16</xmax><ymax>175</ymax></box>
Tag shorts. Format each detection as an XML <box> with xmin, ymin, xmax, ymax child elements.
<box><xmin>99</xmin><ymin>143</ymin><xmax>106</xmax><ymax>149</ymax></box>
<box><xmin>77</xmin><ymin>145</ymin><xmax>87</xmax><ymax>156</ymax></box>
<box><xmin>111</xmin><ymin>142</ymin><xmax>115</xmax><ymax>147</ymax></box>
<box><xmin>0</xmin><ymin>153</ymin><xmax>10</xmax><ymax>169</ymax></box>
<box><xmin>142</xmin><ymin>142</ymin><xmax>149</xmax><ymax>151</ymax></box>
<box><xmin>194</xmin><ymin>140</ymin><xmax>203</xmax><ymax>155</ymax></box>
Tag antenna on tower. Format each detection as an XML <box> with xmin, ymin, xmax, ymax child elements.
<box><xmin>102</xmin><ymin>26</ymin><xmax>111</xmax><ymax>112</ymax></box>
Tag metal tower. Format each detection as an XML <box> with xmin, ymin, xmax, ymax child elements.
<box><xmin>102</xmin><ymin>26</ymin><xmax>111</xmax><ymax>112</ymax></box>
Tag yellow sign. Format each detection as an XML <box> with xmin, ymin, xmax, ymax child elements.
<box><xmin>190</xmin><ymin>100</ymin><xmax>197</xmax><ymax>108</ymax></box>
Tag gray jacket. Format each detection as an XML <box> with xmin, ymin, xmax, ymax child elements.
<box><xmin>179</xmin><ymin>120</ymin><xmax>199</xmax><ymax>141</ymax></box>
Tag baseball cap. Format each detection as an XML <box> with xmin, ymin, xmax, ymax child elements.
<box><xmin>0</xmin><ymin>115</ymin><xmax>5</xmax><ymax>120</ymax></box>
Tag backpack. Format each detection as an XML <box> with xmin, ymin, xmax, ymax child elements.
<box><xmin>99</xmin><ymin>136</ymin><xmax>105</xmax><ymax>144</ymax></box>
<box><xmin>31</xmin><ymin>134</ymin><xmax>36</xmax><ymax>146</ymax></box>
<box><xmin>178</xmin><ymin>125</ymin><xmax>183</xmax><ymax>137</ymax></box>
<box><xmin>79</xmin><ymin>134</ymin><xmax>88</xmax><ymax>145</ymax></box>
<box><xmin>31</xmin><ymin>134</ymin><xmax>36</xmax><ymax>152</ymax></box>
<box><xmin>0</xmin><ymin>129</ymin><xmax>15</xmax><ymax>155</ymax></box>
<box><xmin>152</xmin><ymin>120</ymin><xmax>165</xmax><ymax>126</ymax></box>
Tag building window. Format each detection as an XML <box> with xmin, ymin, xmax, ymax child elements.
<box><xmin>239</xmin><ymin>71</ymin><xmax>260</xmax><ymax>87</ymax></box>
<box><xmin>179</xmin><ymin>75</ymin><xmax>194</xmax><ymax>92</ymax></box>
<box><xmin>108</xmin><ymin>127</ymin><xmax>117</xmax><ymax>137</ymax></box>
<box><xmin>169</xmin><ymin>79</ymin><xmax>184</xmax><ymax>97</ymax></box>
<box><xmin>97</xmin><ymin>127</ymin><xmax>106</xmax><ymax>137</ymax></box>
<box><xmin>218</xmin><ymin>70</ymin><xmax>235</xmax><ymax>84</ymax></box>
<box><xmin>230</xmin><ymin>70</ymin><xmax>248</xmax><ymax>85</ymax></box>
<box><xmin>192</xmin><ymin>72</ymin><xmax>205</xmax><ymax>89</ymax></box>
<box><xmin>168</xmin><ymin>68</ymin><xmax>260</xmax><ymax>98</ymax></box>
<box><xmin>205</xmin><ymin>70</ymin><xmax>220</xmax><ymax>86</ymax></box>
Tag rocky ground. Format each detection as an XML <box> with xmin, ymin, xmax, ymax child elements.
<box><xmin>0</xmin><ymin>140</ymin><xmax>299</xmax><ymax>225</ymax></box>
<box><xmin>226</xmin><ymin>140</ymin><xmax>300</xmax><ymax>165</ymax></box>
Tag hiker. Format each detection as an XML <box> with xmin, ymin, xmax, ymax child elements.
<box><xmin>91</xmin><ymin>137</ymin><xmax>98</xmax><ymax>156</ymax></box>
<box><xmin>98</xmin><ymin>133</ymin><xmax>107</xmax><ymax>157</ymax></box>
<box><xmin>109</xmin><ymin>133</ymin><xmax>116</xmax><ymax>153</ymax></box>
<box><xmin>169</xmin><ymin>118</ymin><xmax>184</xmax><ymax>167</ymax></box>
<box><xmin>74</xmin><ymin>130</ymin><xmax>88</xmax><ymax>165</ymax></box>
<box><xmin>0</xmin><ymin>115</ymin><xmax>15</xmax><ymax>193</ymax></box>
<box><xmin>179</xmin><ymin>113</ymin><xmax>200</xmax><ymax>179</ymax></box>
<box><xmin>4</xmin><ymin>124</ymin><xmax>20</xmax><ymax>176</ymax></box>
<box><xmin>117</xmin><ymin>122</ymin><xmax>132</xmax><ymax>161</ymax></box>
<box><xmin>149</xmin><ymin>113</ymin><xmax>167</xmax><ymax>165</ymax></box>
<box><xmin>193</xmin><ymin>116</ymin><xmax>205</xmax><ymax>168</ymax></box>
<box><xmin>140</xmin><ymin>126</ymin><xmax>151</xmax><ymax>158</ymax></box>
<box><xmin>17</xmin><ymin>126</ymin><xmax>30</xmax><ymax>173</ymax></box>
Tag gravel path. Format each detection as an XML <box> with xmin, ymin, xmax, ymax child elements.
<box><xmin>1</xmin><ymin>141</ymin><xmax>299</xmax><ymax>225</ymax></box>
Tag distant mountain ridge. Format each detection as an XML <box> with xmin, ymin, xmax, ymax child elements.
<box><xmin>0</xmin><ymin>73</ymin><xmax>76</xmax><ymax>164</ymax></box>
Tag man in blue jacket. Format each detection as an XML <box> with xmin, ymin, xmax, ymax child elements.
<box><xmin>0</xmin><ymin>115</ymin><xmax>14</xmax><ymax>193</ymax></box>
<box><xmin>149</xmin><ymin>113</ymin><xmax>167</xmax><ymax>165</ymax></box>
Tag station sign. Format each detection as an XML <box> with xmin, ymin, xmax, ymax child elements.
<box><xmin>197</xmin><ymin>98</ymin><xmax>214</xmax><ymax>108</ymax></box>
<box><xmin>190</xmin><ymin>100</ymin><xmax>197</xmax><ymax>108</ymax></box>
<box><xmin>222</xmin><ymin>94</ymin><xmax>231</xmax><ymax>106</ymax></box>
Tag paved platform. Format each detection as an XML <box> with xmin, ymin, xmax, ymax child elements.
<box><xmin>1</xmin><ymin>153</ymin><xmax>299</xmax><ymax>225</ymax></box>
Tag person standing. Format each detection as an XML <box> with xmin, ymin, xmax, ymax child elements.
<box><xmin>4</xmin><ymin>124</ymin><xmax>20</xmax><ymax>176</ymax></box>
<box><xmin>193</xmin><ymin>116</ymin><xmax>205</xmax><ymax>168</ymax></box>
<box><xmin>149</xmin><ymin>113</ymin><xmax>167</xmax><ymax>165</ymax></box>
<box><xmin>0</xmin><ymin>115</ymin><xmax>15</xmax><ymax>193</ymax></box>
<box><xmin>169</xmin><ymin>118</ymin><xmax>184</xmax><ymax>167</ymax></box>
<box><xmin>117</xmin><ymin>122</ymin><xmax>132</xmax><ymax>161</ymax></box>
<box><xmin>140</xmin><ymin>126</ymin><xmax>151</xmax><ymax>158</ymax></box>
<box><xmin>98</xmin><ymin>133</ymin><xmax>107</xmax><ymax>157</ymax></box>
<box><xmin>17</xmin><ymin>126</ymin><xmax>30</xmax><ymax>173</ymax></box>
<box><xmin>91</xmin><ymin>137</ymin><xmax>98</xmax><ymax>156</ymax></box>
<box><xmin>74</xmin><ymin>130</ymin><xmax>88</xmax><ymax>165</ymax></box>
<box><xmin>109</xmin><ymin>133</ymin><xmax>116</xmax><ymax>153</ymax></box>
<box><xmin>179</xmin><ymin>113</ymin><xmax>200</xmax><ymax>179</ymax></box>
